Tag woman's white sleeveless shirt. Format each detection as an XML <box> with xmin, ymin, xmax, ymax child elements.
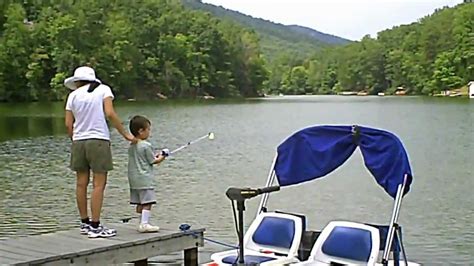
<box><xmin>65</xmin><ymin>84</ymin><xmax>114</xmax><ymax>141</ymax></box>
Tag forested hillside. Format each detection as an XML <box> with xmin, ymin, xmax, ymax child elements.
<box><xmin>0</xmin><ymin>0</ymin><xmax>268</xmax><ymax>101</ymax></box>
<box><xmin>0</xmin><ymin>0</ymin><xmax>471</xmax><ymax>102</ymax></box>
<box><xmin>271</xmin><ymin>3</ymin><xmax>473</xmax><ymax>95</ymax></box>
<box><xmin>182</xmin><ymin>0</ymin><xmax>350</xmax><ymax>61</ymax></box>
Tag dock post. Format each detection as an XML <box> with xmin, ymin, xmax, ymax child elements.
<box><xmin>184</xmin><ymin>247</ymin><xmax>198</xmax><ymax>266</ymax></box>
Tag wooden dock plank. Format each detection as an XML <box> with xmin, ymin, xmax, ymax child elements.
<box><xmin>110</xmin><ymin>224</ymin><xmax>196</xmax><ymax>246</ymax></box>
<box><xmin>0</xmin><ymin>255</ymin><xmax>21</xmax><ymax>265</ymax></box>
<box><xmin>0</xmin><ymin>243</ymin><xmax>53</xmax><ymax>261</ymax></box>
<box><xmin>0</xmin><ymin>251</ymin><xmax>36</xmax><ymax>263</ymax></box>
<box><xmin>0</xmin><ymin>223</ymin><xmax>205</xmax><ymax>265</ymax></box>
<box><xmin>1</xmin><ymin>229</ymin><xmax>117</xmax><ymax>258</ymax></box>
<box><xmin>50</xmin><ymin>231</ymin><xmax>202</xmax><ymax>265</ymax></box>
<box><xmin>1</xmin><ymin>233</ymin><xmax>111</xmax><ymax>261</ymax></box>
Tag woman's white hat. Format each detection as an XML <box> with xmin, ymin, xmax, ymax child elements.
<box><xmin>64</xmin><ymin>66</ymin><xmax>102</xmax><ymax>90</ymax></box>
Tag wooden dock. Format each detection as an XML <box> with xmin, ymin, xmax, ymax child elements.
<box><xmin>0</xmin><ymin>223</ymin><xmax>204</xmax><ymax>265</ymax></box>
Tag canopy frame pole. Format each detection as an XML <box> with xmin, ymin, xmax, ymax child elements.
<box><xmin>382</xmin><ymin>174</ymin><xmax>408</xmax><ymax>265</ymax></box>
<box><xmin>256</xmin><ymin>153</ymin><xmax>278</xmax><ymax>216</ymax></box>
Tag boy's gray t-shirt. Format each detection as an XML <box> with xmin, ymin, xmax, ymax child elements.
<box><xmin>128</xmin><ymin>140</ymin><xmax>155</xmax><ymax>189</ymax></box>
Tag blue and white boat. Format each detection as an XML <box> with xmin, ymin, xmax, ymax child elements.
<box><xmin>206</xmin><ymin>125</ymin><xmax>420</xmax><ymax>265</ymax></box>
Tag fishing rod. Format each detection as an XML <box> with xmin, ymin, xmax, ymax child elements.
<box><xmin>161</xmin><ymin>132</ymin><xmax>215</xmax><ymax>156</ymax></box>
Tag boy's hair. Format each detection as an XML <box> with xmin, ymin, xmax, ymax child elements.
<box><xmin>129</xmin><ymin>115</ymin><xmax>151</xmax><ymax>137</ymax></box>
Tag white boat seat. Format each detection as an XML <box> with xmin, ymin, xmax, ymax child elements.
<box><xmin>246</xmin><ymin>212</ymin><xmax>303</xmax><ymax>255</ymax></box>
<box><xmin>304</xmin><ymin>221</ymin><xmax>380</xmax><ymax>265</ymax></box>
<box><xmin>210</xmin><ymin>212</ymin><xmax>304</xmax><ymax>265</ymax></box>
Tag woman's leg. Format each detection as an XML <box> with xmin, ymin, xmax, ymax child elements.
<box><xmin>91</xmin><ymin>171</ymin><xmax>107</xmax><ymax>223</ymax></box>
<box><xmin>87</xmin><ymin>139</ymin><xmax>113</xmax><ymax>224</ymax></box>
<box><xmin>76</xmin><ymin>170</ymin><xmax>90</xmax><ymax>220</ymax></box>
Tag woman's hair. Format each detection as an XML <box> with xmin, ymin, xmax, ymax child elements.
<box><xmin>75</xmin><ymin>80</ymin><xmax>100</xmax><ymax>92</ymax></box>
<box><xmin>129</xmin><ymin>115</ymin><xmax>151</xmax><ymax>137</ymax></box>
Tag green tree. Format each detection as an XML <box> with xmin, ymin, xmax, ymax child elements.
<box><xmin>0</xmin><ymin>4</ymin><xmax>33</xmax><ymax>101</ymax></box>
<box><xmin>429</xmin><ymin>51</ymin><xmax>464</xmax><ymax>93</ymax></box>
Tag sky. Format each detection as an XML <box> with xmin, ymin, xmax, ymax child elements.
<box><xmin>201</xmin><ymin>0</ymin><xmax>463</xmax><ymax>41</ymax></box>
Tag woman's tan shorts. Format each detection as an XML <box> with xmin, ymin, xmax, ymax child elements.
<box><xmin>70</xmin><ymin>139</ymin><xmax>113</xmax><ymax>173</ymax></box>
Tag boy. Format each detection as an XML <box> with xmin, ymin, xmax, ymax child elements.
<box><xmin>128</xmin><ymin>115</ymin><xmax>168</xmax><ymax>232</ymax></box>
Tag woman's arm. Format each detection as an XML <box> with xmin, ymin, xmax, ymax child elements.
<box><xmin>65</xmin><ymin>110</ymin><xmax>74</xmax><ymax>139</ymax></box>
<box><xmin>103</xmin><ymin>97</ymin><xmax>135</xmax><ymax>142</ymax></box>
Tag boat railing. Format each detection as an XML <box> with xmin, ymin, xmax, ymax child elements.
<box><xmin>366</xmin><ymin>223</ymin><xmax>407</xmax><ymax>265</ymax></box>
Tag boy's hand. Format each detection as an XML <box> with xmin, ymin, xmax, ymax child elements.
<box><xmin>153</xmin><ymin>153</ymin><xmax>166</xmax><ymax>164</ymax></box>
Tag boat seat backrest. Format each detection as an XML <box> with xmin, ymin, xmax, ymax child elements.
<box><xmin>308</xmin><ymin>221</ymin><xmax>380</xmax><ymax>265</ymax></box>
<box><xmin>252</xmin><ymin>216</ymin><xmax>295</xmax><ymax>248</ymax></box>
<box><xmin>244</xmin><ymin>212</ymin><xmax>304</xmax><ymax>257</ymax></box>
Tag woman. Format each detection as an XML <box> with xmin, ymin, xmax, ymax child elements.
<box><xmin>64</xmin><ymin>66</ymin><xmax>136</xmax><ymax>238</ymax></box>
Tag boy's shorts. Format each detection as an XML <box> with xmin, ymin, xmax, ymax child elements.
<box><xmin>70</xmin><ymin>139</ymin><xmax>113</xmax><ymax>173</ymax></box>
<box><xmin>130</xmin><ymin>189</ymin><xmax>156</xmax><ymax>205</ymax></box>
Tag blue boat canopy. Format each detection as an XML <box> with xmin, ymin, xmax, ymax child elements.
<box><xmin>275</xmin><ymin>125</ymin><xmax>412</xmax><ymax>198</ymax></box>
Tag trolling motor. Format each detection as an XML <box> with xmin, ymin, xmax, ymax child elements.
<box><xmin>226</xmin><ymin>186</ymin><xmax>280</xmax><ymax>266</ymax></box>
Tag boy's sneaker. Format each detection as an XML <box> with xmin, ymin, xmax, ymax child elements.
<box><xmin>80</xmin><ymin>223</ymin><xmax>92</xmax><ymax>235</ymax></box>
<box><xmin>87</xmin><ymin>225</ymin><xmax>117</xmax><ymax>238</ymax></box>
<box><xmin>138</xmin><ymin>223</ymin><xmax>160</xmax><ymax>233</ymax></box>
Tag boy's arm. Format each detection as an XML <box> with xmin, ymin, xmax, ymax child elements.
<box><xmin>143</xmin><ymin>145</ymin><xmax>166</xmax><ymax>165</ymax></box>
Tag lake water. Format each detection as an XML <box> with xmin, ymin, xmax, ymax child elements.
<box><xmin>0</xmin><ymin>96</ymin><xmax>473</xmax><ymax>264</ymax></box>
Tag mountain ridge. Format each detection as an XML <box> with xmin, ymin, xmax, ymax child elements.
<box><xmin>182</xmin><ymin>0</ymin><xmax>350</xmax><ymax>59</ymax></box>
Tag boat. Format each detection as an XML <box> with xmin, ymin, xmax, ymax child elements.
<box><xmin>394</xmin><ymin>87</ymin><xmax>407</xmax><ymax>96</ymax></box>
<box><xmin>206</xmin><ymin>125</ymin><xmax>420</xmax><ymax>266</ymax></box>
<box><xmin>339</xmin><ymin>91</ymin><xmax>358</xmax><ymax>96</ymax></box>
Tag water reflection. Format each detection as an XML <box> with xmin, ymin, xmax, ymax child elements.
<box><xmin>0</xmin><ymin>116</ymin><xmax>65</xmax><ymax>141</ymax></box>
